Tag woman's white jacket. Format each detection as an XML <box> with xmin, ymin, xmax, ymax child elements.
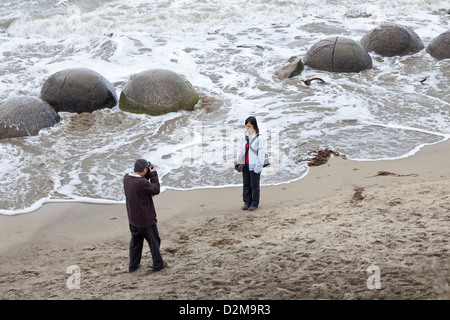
<box><xmin>235</xmin><ymin>131</ymin><xmax>265</xmax><ymax>174</ymax></box>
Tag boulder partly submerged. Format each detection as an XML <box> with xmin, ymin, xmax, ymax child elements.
<box><xmin>41</xmin><ymin>68</ymin><xmax>117</xmax><ymax>113</ymax></box>
<box><xmin>360</xmin><ymin>24</ymin><xmax>424</xmax><ymax>57</ymax></box>
<box><xmin>0</xmin><ymin>96</ymin><xmax>60</xmax><ymax>139</ymax></box>
<box><xmin>119</xmin><ymin>69</ymin><xmax>199</xmax><ymax>116</ymax></box>
<box><xmin>427</xmin><ymin>31</ymin><xmax>450</xmax><ymax>60</ymax></box>
<box><xmin>276</xmin><ymin>56</ymin><xmax>304</xmax><ymax>79</ymax></box>
<box><xmin>304</xmin><ymin>36</ymin><xmax>372</xmax><ymax>73</ymax></box>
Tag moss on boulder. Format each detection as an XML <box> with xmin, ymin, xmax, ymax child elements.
<box><xmin>276</xmin><ymin>56</ymin><xmax>304</xmax><ymax>79</ymax></box>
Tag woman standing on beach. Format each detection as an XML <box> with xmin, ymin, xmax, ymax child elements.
<box><xmin>234</xmin><ymin>116</ymin><xmax>265</xmax><ymax>211</ymax></box>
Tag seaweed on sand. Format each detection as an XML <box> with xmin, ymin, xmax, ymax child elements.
<box><xmin>366</xmin><ymin>171</ymin><xmax>419</xmax><ymax>178</ymax></box>
<box><xmin>351</xmin><ymin>186</ymin><xmax>365</xmax><ymax>203</ymax></box>
<box><xmin>300</xmin><ymin>148</ymin><xmax>346</xmax><ymax>166</ymax></box>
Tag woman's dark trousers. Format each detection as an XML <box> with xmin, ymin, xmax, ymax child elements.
<box><xmin>242</xmin><ymin>164</ymin><xmax>260</xmax><ymax>208</ymax></box>
<box><xmin>129</xmin><ymin>224</ymin><xmax>164</xmax><ymax>272</ymax></box>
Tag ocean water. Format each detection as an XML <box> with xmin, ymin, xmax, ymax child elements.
<box><xmin>0</xmin><ymin>0</ymin><xmax>449</xmax><ymax>214</ymax></box>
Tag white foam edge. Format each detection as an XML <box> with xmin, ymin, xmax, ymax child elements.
<box><xmin>2</xmin><ymin>129</ymin><xmax>449</xmax><ymax>216</ymax></box>
<box><xmin>348</xmin><ymin>120</ymin><xmax>450</xmax><ymax>161</ymax></box>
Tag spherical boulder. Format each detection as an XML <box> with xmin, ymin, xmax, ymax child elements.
<box><xmin>41</xmin><ymin>68</ymin><xmax>117</xmax><ymax>113</ymax></box>
<box><xmin>360</xmin><ymin>24</ymin><xmax>424</xmax><ymax>57</ymax></box>
<box><xmin>304</xmin><ymin>36</ymin><xmax>372</xmax><ymax>73</ymax></box>
<box><xmin>119</xmin><ymin>69</ymin><xmax>199</xmax><ymax>116</ymax></box>
<box><xmin>0</xmin><ymin>96</ymin><xmax>61</xmax><ymax>139</ymax></box>
<box><xmin>427</xmin><ymin>31</ymin><xmax>450</xmax><ymax>60</ymax></box>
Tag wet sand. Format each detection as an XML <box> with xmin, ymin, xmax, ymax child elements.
<box><xmin>0</xmin><ymin>140</ymin><xmax>449</xmax><ymax>300</ymax></box>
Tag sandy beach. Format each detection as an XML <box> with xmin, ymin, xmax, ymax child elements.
<box><xmin>1</xmin><ymin>140</ymin><xmax>449</xmax><ymax>300</ymax></box>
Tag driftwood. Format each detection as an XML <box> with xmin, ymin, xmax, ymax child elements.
<box><xmin>300</xmin><ymin>77</ymin><xmax>325</xmax><ymax>86</ymax></box>
<box><xmin>237</xmin><ymin>44</ymin><xmax>271</xmax><ymax>50</ymax></box>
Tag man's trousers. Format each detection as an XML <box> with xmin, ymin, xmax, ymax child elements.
<box><xmin>129</xmin><ymin>224</ymin><xmax>164</xmax><ymax>272</ymax></box>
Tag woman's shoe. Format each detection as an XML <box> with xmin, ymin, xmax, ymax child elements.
<box><xmin>242</xmin><ymin>204</ymin><xmax>250</xmax><ymax>210</ymax></box>
<box><xmin>248</xmin><ymin>206</ymin><xmax>257</xmax><ymax>211</ymax></box>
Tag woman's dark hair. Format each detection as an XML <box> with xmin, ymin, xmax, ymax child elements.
<box><xmin>245</xmin><ymin>116</ymin><xmax>259</xmax><ymax>134</ymax></box>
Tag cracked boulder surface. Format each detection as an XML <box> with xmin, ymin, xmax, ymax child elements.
<box><xmin>427</xmin><ymin>31</ymin><xmax>450</xmax><ymax>60</ymax></box>
<box><xmin>40</xmin><ymin>68</ymin><xmax>117</xmax><ymax>113</ymax></box>
<box><xmin>360</xmin><ymin>23</ymin><xmax>424</xmax><ymax>57</ymax></box>
<box><xmin>0</xmin><ymin>96</ymin><xmax>60</xmax><ymax>139</ymax></box>
<box><xmin>119</xmin><ymin>69</ymin><xmax>199</xmax><ymax>116</ymax></box>
<box><xmin>304</xmin><ymin>36</ymin><xmax>372</xmax><ymax>73</ymax></box>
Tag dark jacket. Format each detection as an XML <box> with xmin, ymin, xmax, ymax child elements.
<box><xmin>123</xmin><ymin>171</ymin><xmax>160</xmax><ymax>228</ymax></box>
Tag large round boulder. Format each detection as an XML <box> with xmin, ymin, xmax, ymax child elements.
<box><xmin>0</xmin><ymin>96</ymin><xmax>61</xmax><ymax>139</ymax></box>
<box><xmin>41</xmin><ymin>68</ymin><xmax>117</xmax><ymax>113</ymax></box>
<box><xmin>360</xmin><ymin>24</ymin><xmax>424</xmax><ymax>57</ymax></box>
<box><xmin>304</xmin><ymin>36</ymin><xmax>372</xmax><ymax>73</ymax></box>
<box><xmin>119</xmin><ymin>69</ymin><xmax>199</xmax><ymax>115</ymax></box>
<box><xmin>427</xmin><ymin>31</ymin><xmax>450</xmax><ymax>60</ymax></box>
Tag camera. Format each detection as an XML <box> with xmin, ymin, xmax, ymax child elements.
<box><xmin>144</xmin><ymin>161</ymin><xmax>155</xmax><ymax>180</ymax></box>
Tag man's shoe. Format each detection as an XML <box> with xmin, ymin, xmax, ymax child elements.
<box><xmin>153</xmin><ymin>261</ymin><xmax>168</xmax><ymax>272</ymax></box>
<box><xmin>248</xmin><ymin>206</ymin><xmax>257</xmax><ymax>211</ymax></box>
<box><xmin>242</xmin><ymin>205</ymin><xmax>250</xmax><ymax>210</ymax></box>
<box><xmin>129</xmin><ymin>265</ymin><xmax>141</xmax><ymax>273</ymax></box>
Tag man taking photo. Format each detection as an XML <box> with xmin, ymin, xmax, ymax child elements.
<box><xmin>124</xmin><ymin>158</ymin><xmax>167</xmax><ymax>273</ymax></box>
